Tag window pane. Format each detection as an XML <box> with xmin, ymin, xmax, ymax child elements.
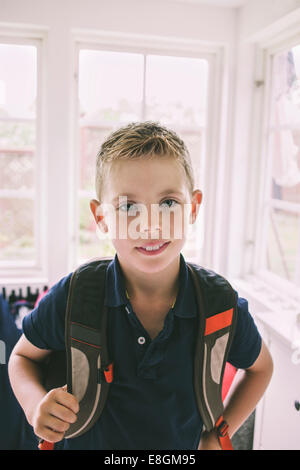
<box><xmin>79</xmin><ymin>50</ymin><xmax>144</xmax><ymax>124</ymax></box>
<box><xmin>0</xmin><ymin>121</ymin><xmax>35</xmax><ymax>149</ymax></box>
<box><xmin>0</xmin><ymin>44</ymin><xmax>37</xmax><ymax>119</ymax></box>
<box><xmin>79</xmin><ymin>126</ymin><xmax>113</xmax><ymax>192</ymax></box>
<box><xmin>269</xmin><ymin>45</ymin><xmax>300</xmax><ymax>203</ymax></box>
<box><xmin>0</xmin><ymin>198</ymin><xmax>35</xmax><ymax>261</ymax></box>
<box><xmin>145</xmin><ymin>55</ymin><xmax>208</xmax><ymax>127</ymax></box>
<box><xmin>266</xmin><ymin>209</ymin><xmax>299</xmax><ymax>285</ymax></box>
<box><xmin>0</xmin><ymin>43</ymin><xmax>37</xmax><ymax>264</ymax></box>
<box><xmin>0</xmin><ymin>151</ymin><xmax>34</xmax><ymax>190</ymax></box>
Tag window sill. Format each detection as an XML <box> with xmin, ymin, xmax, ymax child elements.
<box><xmin>0</xmin><ymin>263</ymin><xmax>48</xmax><ymax>285</ymax></box>
<box><xmin>232</xmin><ymin>275</ymin><xmax>300</xmax><ymax>347</ymax></box>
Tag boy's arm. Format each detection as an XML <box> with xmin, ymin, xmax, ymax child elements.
<box><xmin>8</xmin><ymin>334</ymin><xmax>79</xmax><ymax>443</ymax></box>
<box><xmin>8</xmin><ymin>334</ymin><xmax>51</xmax><ymax>423</ymax></box>
<box><xmin>198</xmin><ymin>340</ymin><xmax>273</xmax><ymax>450</ymax></box>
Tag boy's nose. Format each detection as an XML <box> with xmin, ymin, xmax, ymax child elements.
<box><xmin>140</xmin><ymin>228</ymin><xmax>161</xmax><ymax>240</ymax></box>
<box><xmin>139</xmin><ymin>204</ymin><xmax>161</xmax><ymax>238</ymax></box>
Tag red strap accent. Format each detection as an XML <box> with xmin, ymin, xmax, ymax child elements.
<box><xmin>205</xmin><ymin>308</ymin><xmax>233</xmax><ymax>336</ymax></box>
<box><xmin>215</xmin><ymin>416</ymin><xmax>233</xmax><ymax>450</ymax></box>
<box><xmin>71</xmin><ymin>337</ymin><xmax>101</xmax><ymax>349</ymax></box>
<box><xmin>218</xmin><ymin>433</ymin><xmax>233</xmax><ymax>450</ymax></box>
<box><xmin>104</xmin><ymin>363</ymin><xmax>114</xmax><ymax>383</ymax></box>
<box><xmin>38</xmin><ymin>440</ymin><xmax>55</xmax><ymax>450</ymax></box>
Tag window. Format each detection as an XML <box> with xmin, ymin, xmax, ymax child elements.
<box><xmin>77</xmin><ymin>47</ymin><xmax>208</xmax><ymax>264</ymax></box>
<box><xmin>260</xmin><ymin>43</ymin><xmax>300</xmax><ymax>289</ymax></box>
<box><xmin>0</xmin><ymin>41</ymin><xmax>39</xmax><ymax>268</ymax></box>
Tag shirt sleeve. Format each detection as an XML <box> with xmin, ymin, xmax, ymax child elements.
<box><xmin>22</xmin><ymin>273</ymin><xmax>72</xmax><ymax>351</ymax></box>
<box><xmin>227</xmin><ymin>296</ymin><xmax>262</xmax><ymax>369</ymax></box>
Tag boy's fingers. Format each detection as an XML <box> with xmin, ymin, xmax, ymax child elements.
<box><xmin>45</xmin><ymin>414</ymin><xmax>71</xmax><ymax>433</ymax></box>
<box><xmin>50</xmin><ymin>387</ymin><xmax>80</xmax><ymax>414</ymax></box>
<box><xmin>34</xmin><ymin>417</ymin><xmax>66</xmax><ymax>443</ymax></box>
<box><xmin>49</xmin><ymin>402</ymin><xmax>77</xmax><ymax>424</ymax></box>
<box><xmin>39</xmin><ymin>426</ymin><xmax>65</xmax><ymax>444</ymax></box>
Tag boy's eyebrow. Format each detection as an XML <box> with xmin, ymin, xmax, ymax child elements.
<box><xmin>111</xmin><ymin>190</ymin><xmax>185</xmax><ymax>203</ymax></box>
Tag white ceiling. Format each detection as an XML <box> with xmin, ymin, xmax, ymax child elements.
<box><xmin>164</xmin><ymin>0</ymin><xmax>249</xmax><ymax>8</ymax></box>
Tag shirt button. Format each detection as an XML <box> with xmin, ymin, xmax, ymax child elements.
<box><xmin>137</xmin><ymin>336</ymin><xmax>146</xmax><ymax>345</ymax></box>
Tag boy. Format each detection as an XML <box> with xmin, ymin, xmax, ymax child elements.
<box><xmin>8</xmin><ymin>122</ymin><xmax>273</xmax><ymax>450</ymax></box>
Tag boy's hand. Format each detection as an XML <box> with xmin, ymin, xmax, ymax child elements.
<box><xmin>198</xmin><ymin>430</ymin><xmax>221</xmax><ymax>450</ymax></box>
<box><xmin>32</xmin><ymin>385</ymin><xmax>79</xmax><ymax>443</ymax></box>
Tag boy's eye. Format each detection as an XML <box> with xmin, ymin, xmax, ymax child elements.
<box><xmin>119</xmin><ymin>203</ymin><xmax>140</xmax><ymax>214</ymax></box>
<box><xmin>160</xmin><ymin>199</ymin><xmax>179</xmax><ymax>209</ymax></box>
<box><xmin>118</xmin><ymin>199</ymin><xmax>179</xmax><ymax>213</ymax></box>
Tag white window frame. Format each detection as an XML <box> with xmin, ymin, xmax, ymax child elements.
<box><xmin>0</xmin><ymin>24</ymin><xmax>48</xmax><ymax>285</ymax></box>
<box><xmin>240</xmin><ymin>16</ymin><xmax>300</xmax><ymax>309</ymax></box>
<box><xmin>69</xmin><ymin>29</ymin><xmax>230</xmax><ymax>272</ymax></box>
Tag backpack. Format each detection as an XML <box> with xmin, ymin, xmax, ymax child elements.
<box><xmin>39</xmin><ymin>257</ymin><xmax>237</xmax><ymax>450</ymax></box>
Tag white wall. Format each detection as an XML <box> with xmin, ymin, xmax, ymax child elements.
<box><xmin>239</xmin><ymin>0</ymin><xmax>300</xmax><ymax>40</ymax></box>
<box><xmin>0</xmin><ymin>0</ymin><xmax>235</xmax><ymax>42</ymax></box>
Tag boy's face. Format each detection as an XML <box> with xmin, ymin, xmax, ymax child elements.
<box><xmin>90</xmin><ymin>155</ymin><xmax>202</xmax><ymax>274</ymax></box>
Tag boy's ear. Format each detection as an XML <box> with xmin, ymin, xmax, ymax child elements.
<box><xmin>90</xmin><ymin>199</ymin><xmax>108</xmax><ymax>233</ymax></box>
<box><xmin>189</xmin><ymin>190</ymin><xmax>202</xmax><ymax>224</ymax></box>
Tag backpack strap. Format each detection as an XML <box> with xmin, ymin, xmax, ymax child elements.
<box><xmin>187</xmin><ymin>263</ymin><xmax>238</xmax><ymax>450</ymax></box>
<box><xmin>63</xmin><ymin>257</ymin><xmax>113</xmax><ymax>439</ymax></box>
<box><xmin>39</xmin><ymin>257</ymin><xmax>113</xmax><ymax>449</ymax></box>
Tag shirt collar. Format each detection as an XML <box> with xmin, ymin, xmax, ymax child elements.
<box><xmin>104</xmin><ymin>253</ymin><xmax>197</xmax><ymax>319</ymax></box>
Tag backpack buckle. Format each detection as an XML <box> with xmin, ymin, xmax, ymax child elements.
<box><xmin>216</xmin><ymin>419</ymin><xmax>229</xmax><ymax>438</ymax></box>
<box><xmin>103</xmin><ymin>362</ymin><xmax>114</xmax><ymax>383</ymax></box>
<box><xmin>215</xmin><ymin>416</ymin><xmax>233</xmax><ymax>450</ymax></box>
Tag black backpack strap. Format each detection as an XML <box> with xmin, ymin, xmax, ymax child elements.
<box><xmin>63</xmin><ymin>257</ymin><xmax>113</xmax><ymax>439</ymax></box>
<box><xmin>187</xmin><ymin>263</ymin><xmax>238</xmax><ymax>447</ymax></box>
<box><xmin>40</xmin><ymin>257</ymin><xmax>113</xmax><ymax>448</ymax></box>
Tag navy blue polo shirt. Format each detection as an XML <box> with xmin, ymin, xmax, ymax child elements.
<box><xmin>22</xmin><ymin>253</ymin><xmax>261</xmax><ymax>450</ymax></box>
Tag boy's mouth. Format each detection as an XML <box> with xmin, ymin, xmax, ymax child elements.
<box><xmin>135</xmin><ymin>241</ymin><xmax>171</xmax><ymax>255</ymax></box>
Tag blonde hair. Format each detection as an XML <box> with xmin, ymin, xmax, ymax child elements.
<box><xmin>95</xmin><ymin>121</ymin><xmax>195</xmax><ymax>201</ymax></box>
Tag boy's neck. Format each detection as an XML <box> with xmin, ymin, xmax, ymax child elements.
<box><xmin>117</xmin><ymin>254</ymin><xmax>180</xmax><ymax>303</ymax></box>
